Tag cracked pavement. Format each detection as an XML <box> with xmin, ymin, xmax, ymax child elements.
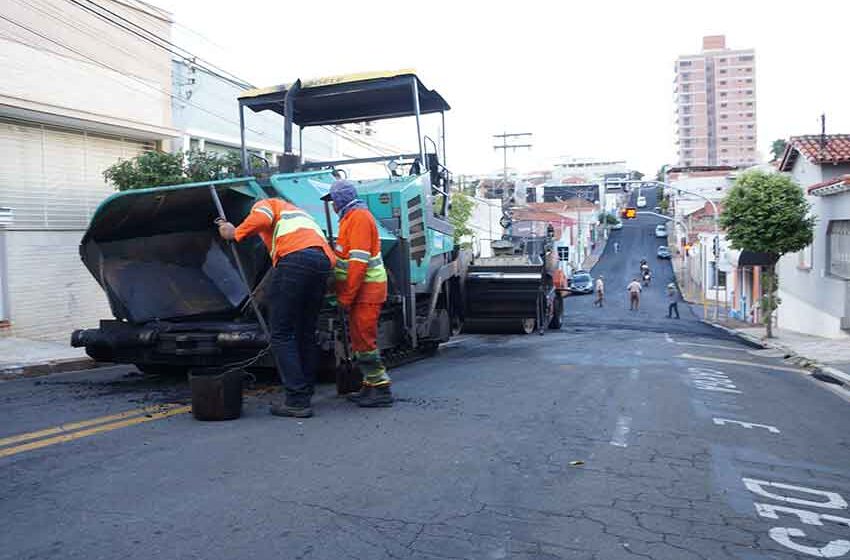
<box><xmin>1</xmin><ymin>187</ymin><xmax>849</xmax><ymax>559</ymax></box>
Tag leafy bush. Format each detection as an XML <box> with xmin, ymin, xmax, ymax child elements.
<box><xmin>104</xmin><ymin>150</ymin><xmax>245</xmax><ymax>191</ymax></box>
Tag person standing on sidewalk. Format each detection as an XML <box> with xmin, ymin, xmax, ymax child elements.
<box><xmin>627</xmin><ymin>278</ymin><xmax>642</xmax><ymax>311</ymax></box>
<box><xmin>593</xmin><ymin>275</ymin><xmax>605</xmax><ymax>307</ymax></box>
<box><xmin>217</xmin><ymin>199</ymin><xmax>335</xmax><ymax>418</ymax></box>
<box><xmin>323</xmin><ymin>180</ymin><xmax>393</xmax><ymax>408</ymax></box>
<box><xmin>666</xmin><ymin>282</ymin><xmax>680</xmax><ymax>319</ymax></box>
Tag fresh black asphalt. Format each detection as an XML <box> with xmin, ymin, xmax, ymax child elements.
<box><xmin>2</xmin><ymin>186</ymin><xmax>849</xmax><ymax>559</ymax></box>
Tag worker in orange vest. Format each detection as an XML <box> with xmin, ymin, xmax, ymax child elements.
<box><xmin>323</xmin><ymin>180</ymin><xmax>393</xmax><ymax>407</ymax></box>
<box><xmin>217</xmin><ymin>198</ymin><xmax>335</xmax><ymax>418</ymax></box>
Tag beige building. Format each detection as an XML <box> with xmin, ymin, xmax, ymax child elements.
<box><xmin>674</xmin><ymin>35</ymin><xmax>757</xmax><ymax>167</ymax></box>
<box><xmin>0</xmin><ymin>0</ymin><xmax>179</xmax><ymax>341</ymax></box>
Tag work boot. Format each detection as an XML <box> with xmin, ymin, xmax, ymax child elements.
<box><xmin>356</xmin><ymin>384</ymin><xmax>394</xmax><ymax>408</ymax></box>
<box><xmin>270</xmin><ymin>400</ymin><xmax>313</xmax><ymax>418</ymax></box>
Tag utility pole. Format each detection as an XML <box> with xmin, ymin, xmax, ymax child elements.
<box><xmin>493</xmin><ymin>132</ymin><xmax>532</xmax><ymax>204</ymax></box>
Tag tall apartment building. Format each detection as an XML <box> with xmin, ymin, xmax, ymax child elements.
<box><xmin>674</xmin><ymin>35</ymin><xmax>757</xmax><ymax>167</ymax></box>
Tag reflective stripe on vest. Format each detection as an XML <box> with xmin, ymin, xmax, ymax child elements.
<box><xmin>335</xmin><ymin>251</ymin><xmax>387</xmax><ymax>283</ymax></box>
<box><xmin>271</xmin><ymin>209</ymin><xmax>325</xmax><ymax>257</ymax></box>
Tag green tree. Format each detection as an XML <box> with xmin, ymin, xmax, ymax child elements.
<box><xmin>448</xmin><ymin>191</ymin><xmax>475</xmax><ymax>248</ymax></box>
<box><xmin>720</xmin><ymin>170</ymin><xmax>815</xmax><ymax>337</ymax></box>
<box><xmin>770</xmin><ymin>139</ymin><xmax>787</xmax><ymax>162</ymax></box>
<box><xmin>104</xmin><ymin>150</ymin><xmax>248</xmax><ymax>191</ymax></box>
<box><xmin>103</xmin><ymin>151</ymin><xmax>185</xmax><ymax>191</ymax></box>
<box><xmin>597</xmin><ymin>212</ymin><xmax>619</xmax><ymax>225</ymax></box>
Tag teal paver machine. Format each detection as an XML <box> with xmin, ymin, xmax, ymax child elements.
<box><xmin>72</xmin><ymin>71</ymin><xmax>471</xmax><ymax>386</ymax></box>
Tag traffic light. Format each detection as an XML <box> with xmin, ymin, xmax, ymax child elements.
<box><xmin>623</xmin><ymin>207</ymin><xmax>637</xmax><ymax>219</ymax></box>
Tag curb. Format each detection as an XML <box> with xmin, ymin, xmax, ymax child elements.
<box><xmin>0</xmin><ymin>357</ymin><xmax>104</xmax><ymax>382</ymax></box>
<box><xmin>701</xmin><ymin>320</ymin><xmax>850</xmax><ymax>388</ymax></box>
<box><xmin>702</xmin><ymin>321</ymin><xmax>766</xmax><ymax>349</ymax></box>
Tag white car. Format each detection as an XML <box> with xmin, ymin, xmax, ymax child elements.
<box><xmin>655</xmin><ymin>224</ymin><xmax>667</xmax><ymax>238</ymax></box>
<box><xmin>637</xmin><ymin>196</ymin><xmax>647</xmax><ymax>208</ymax></box>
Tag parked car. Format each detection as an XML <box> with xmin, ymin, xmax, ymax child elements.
<box><xmin>657</xmin><ymin>245</ymin><xmax>672</xmax><ymax>259</ymax></box>
<box><xmin>569</xmin><ymin>271</ymin><xmax>594</xmax><ymax>294</ymax></box>
<box><xmin>637</xmin><ymin>196</ymin><xmax>647</xmax><ymax>208</ymax></box>
<box><xmin>655</xmin><ymin>224</ymin><xmax>667</xmax><ymax>238</ymax></box>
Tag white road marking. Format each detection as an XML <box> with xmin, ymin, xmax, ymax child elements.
<box><xmin>743</xmin><ymin>479</ymin><xmax>848</xmax><ymax>510</ymax></box>
<box><xmin>688</xmin><ymin>366</ymin><xmax>742</xmax><ymax>394</ymax></box>
<box><xmin>629</xmin><ymin>368</ymin><xmax>640</xmax><ymax>381</ymax></box>
<box><xmin>609</xmin><ymin>415</ymin><xmax>632</xmax><ymax>447</ymax></box>
<box><xmin>713</xmin><ymin>418</ymin><xmax>780</xmax><ymax>434</ymax></box>
<box><xmin>679</xmin><ymin>353</ymin><xmax>807</xmax><ymax>373</ymax></box>
<box><xmin>742</xmin><ymin>478</ymin><xmax>850</xmax><ymax>557</ymax></box>
<box><xmin>665</xmin><ymin>333</ymin><xmax>745</xmax><ymax>351</ymax></box>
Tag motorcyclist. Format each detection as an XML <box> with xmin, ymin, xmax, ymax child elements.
<box><xmin>642</xmin><ymin>269</ymin><xmax>652</xmax><ymax>286</ymax></box>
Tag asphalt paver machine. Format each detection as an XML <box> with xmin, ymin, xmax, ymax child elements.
<box><xmin>72</xmin><ymin>71</ymin><xmax>463</xmax><ymax>384</ymax></box>
<box><xmin>71</xmin><ymin>70</ymin><xmax>563</xmax><ymax>385</ymax></box>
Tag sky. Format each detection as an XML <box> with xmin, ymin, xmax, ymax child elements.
<box><xmin>154</xmin><ymin>0</ymin><xmax>850</xmax><ymax>176</ymax></box>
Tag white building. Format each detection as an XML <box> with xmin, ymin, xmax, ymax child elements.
<box><xmin>0</xmin><ymin>0</ymin><xmax>179</xmax><ymax>341</ymax></box>
<box><xmin>776</xmin><ymin>135</ymin><xmax>850</xmax><ymax>339</ymax></box>
<box><xmin>552</xmin><ymin>157</ymin><xmax>627</xmax><ymax>183</ymax></box>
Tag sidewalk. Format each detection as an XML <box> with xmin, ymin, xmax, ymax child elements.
<box><xmin>583</xmin><ymin>235</ymin><xmax>609</xmax><ymax>271</ymax></box>
<box><xmin>705</xmin><ymin>320</ymin><xmax>850</xmax><ymax>387</ymax></box>
<box><xmin>0</xmin><ymin>337</ymin><xmax>96</xmax><ymax>380</ymax></box>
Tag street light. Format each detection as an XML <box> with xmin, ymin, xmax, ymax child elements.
<box><xmin>624</xmin><ymin>180</ymin><xmax>721</xmax><ymax>320</ymax></box>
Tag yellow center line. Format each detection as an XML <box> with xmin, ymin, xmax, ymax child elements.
<box><xmin>678</xmin><ymin>353</ymin><xmax>806</xmax><ymax>373</ymax></box>
<box><xmin>0</xmin><ymin>403</ymin><xmax>184</xmax><ymax>448</ymax></box>
<box><xmin>0</xmin><ymin>405</ymin><xmax>192</xmax><ymax>459</ymax></box>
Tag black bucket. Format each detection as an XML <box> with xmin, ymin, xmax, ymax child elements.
<box><xmin>189</xmin><ymin>368</ymin><xmax>243</xmax><ymax>421</ymax></box>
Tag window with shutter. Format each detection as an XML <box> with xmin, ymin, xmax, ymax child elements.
<box><xmin>828</xmin><ymin>220</ymin><xmax>850</xmax><ymax>279</ymax></box>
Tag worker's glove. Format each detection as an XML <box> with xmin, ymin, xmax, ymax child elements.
<box><xmin>215</xmin><ymin>219</ymin><xmax>236</xmax><ymax>241</ymax></box>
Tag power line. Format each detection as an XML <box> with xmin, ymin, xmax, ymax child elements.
<box><xmin>8</xmin><ymin>4</ymin><xmax>405</xmax><ymax>158</ymax></box>
<box><xmin>65</xmin><ymin>1</ymin><xmax>407</xmax><ymax>157</ymax></box>
<box><xmin>65</xmin><ymin>0</ymin><xmax>252</xmax><ymax>89</ymax></box>
<box><xmin>0</xmin><ymin>12</ymin><xmax>257</xmax><ymax>132</ymax></box>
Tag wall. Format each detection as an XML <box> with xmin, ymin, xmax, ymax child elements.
<box><xmin>467</xmin><ymin>198</ymin><xmax>503</xmax><ymax>257</ymax></box>
<box><xmin>0</xmin><ymin>1</ymin><xmax>174</xmax><ymax>135</ymax></box>
<box><xmin>0</xmin><ymin>1</ymin><xmax>173</xmax><ymax>341</ymax></box>
<box><xmin>777</xmin><ymin>157</ymin><xmax>850</xmax><ymax>338</ymax></box>
<box><xmin>170</xmin><ymin>61</ymin><xmax>337</xmax><ymax>161</ymax></box>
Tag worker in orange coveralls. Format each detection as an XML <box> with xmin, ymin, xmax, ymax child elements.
<box><xmin>322</xmin><ymin>180</ymin><xmax>393</xmax><ymax>407</ymax></box>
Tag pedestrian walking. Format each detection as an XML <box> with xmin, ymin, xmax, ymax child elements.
<box><xmin>613</xmin><ymin>241</ymin><xmax>620</xmax><ymax>253</ymax></box>
<box><xmin>667</xmin><ymin>282</ymin><xmax>680</xmax><ymax>319</ymax></box>
<box><xmin>627</xmin><ymin>278</ymin><xmax>642</xmax><ymax>311</ymax></box>
<box><xmin>217</xmin><ymin>198</ymin><xmax>335</xmax><ymax>418</ymax></box>
<box><xmin>323</xmin><ymin>180</ymin><xmax>393</xmax><ymax>407</ymax></box>
<box><xmin>593</xmin><ymin>275</ymin><xmax>605</xmax><ymax>307</ymax></box>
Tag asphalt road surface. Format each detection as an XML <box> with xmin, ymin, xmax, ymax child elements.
<box><xmin>2</xmin><ymin>186</ymin><xmax>850</xmax><ymax>560</ymax></box>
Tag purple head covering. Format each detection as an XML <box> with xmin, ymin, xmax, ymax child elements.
<box><xmin>327</xmin><ymin>180</ymin><xmax>367</xmax><ymax>218</ymax></box>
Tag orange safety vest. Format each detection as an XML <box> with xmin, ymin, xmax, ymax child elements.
<box><xmin>334</xmin><ymin>207</ymin><xmax>387</xmax><ymax>305</ymax></box>
<box><xmin>234</xmin><ymin>199</ymin><xmax>335</xmax><ymax>266</ymax></box>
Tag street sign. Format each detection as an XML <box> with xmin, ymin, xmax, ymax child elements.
<box><xmin>499</xmin><ymin>215</ymin><xmax>512</xmax><ymax>229</ymax></box>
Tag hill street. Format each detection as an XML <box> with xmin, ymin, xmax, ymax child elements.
<box><xmin>2</xmin><ymin>187</ymin><xmax>849</xmax><ymax>560</ymax></box>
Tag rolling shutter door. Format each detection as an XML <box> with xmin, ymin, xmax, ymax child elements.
<box><xmin>0</xmin><ymin>119</ymin><xmax>154</xmax><ymax>340</ymax></box>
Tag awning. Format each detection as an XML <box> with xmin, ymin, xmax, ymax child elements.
<box><xmin>238</xmin><ymin>71</ymin><xmax>450</xmax><ymax>127</ymax></box>
<box><xmin>725</xmin><ymin>249</ymin><xmax>777</xmax><ymax>267</ymax></box>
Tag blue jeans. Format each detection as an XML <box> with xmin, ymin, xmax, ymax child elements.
<box><xmin>269</xmin><ymin>247</ymin><xmax>332</xmax><ymax>407</ymax></box>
